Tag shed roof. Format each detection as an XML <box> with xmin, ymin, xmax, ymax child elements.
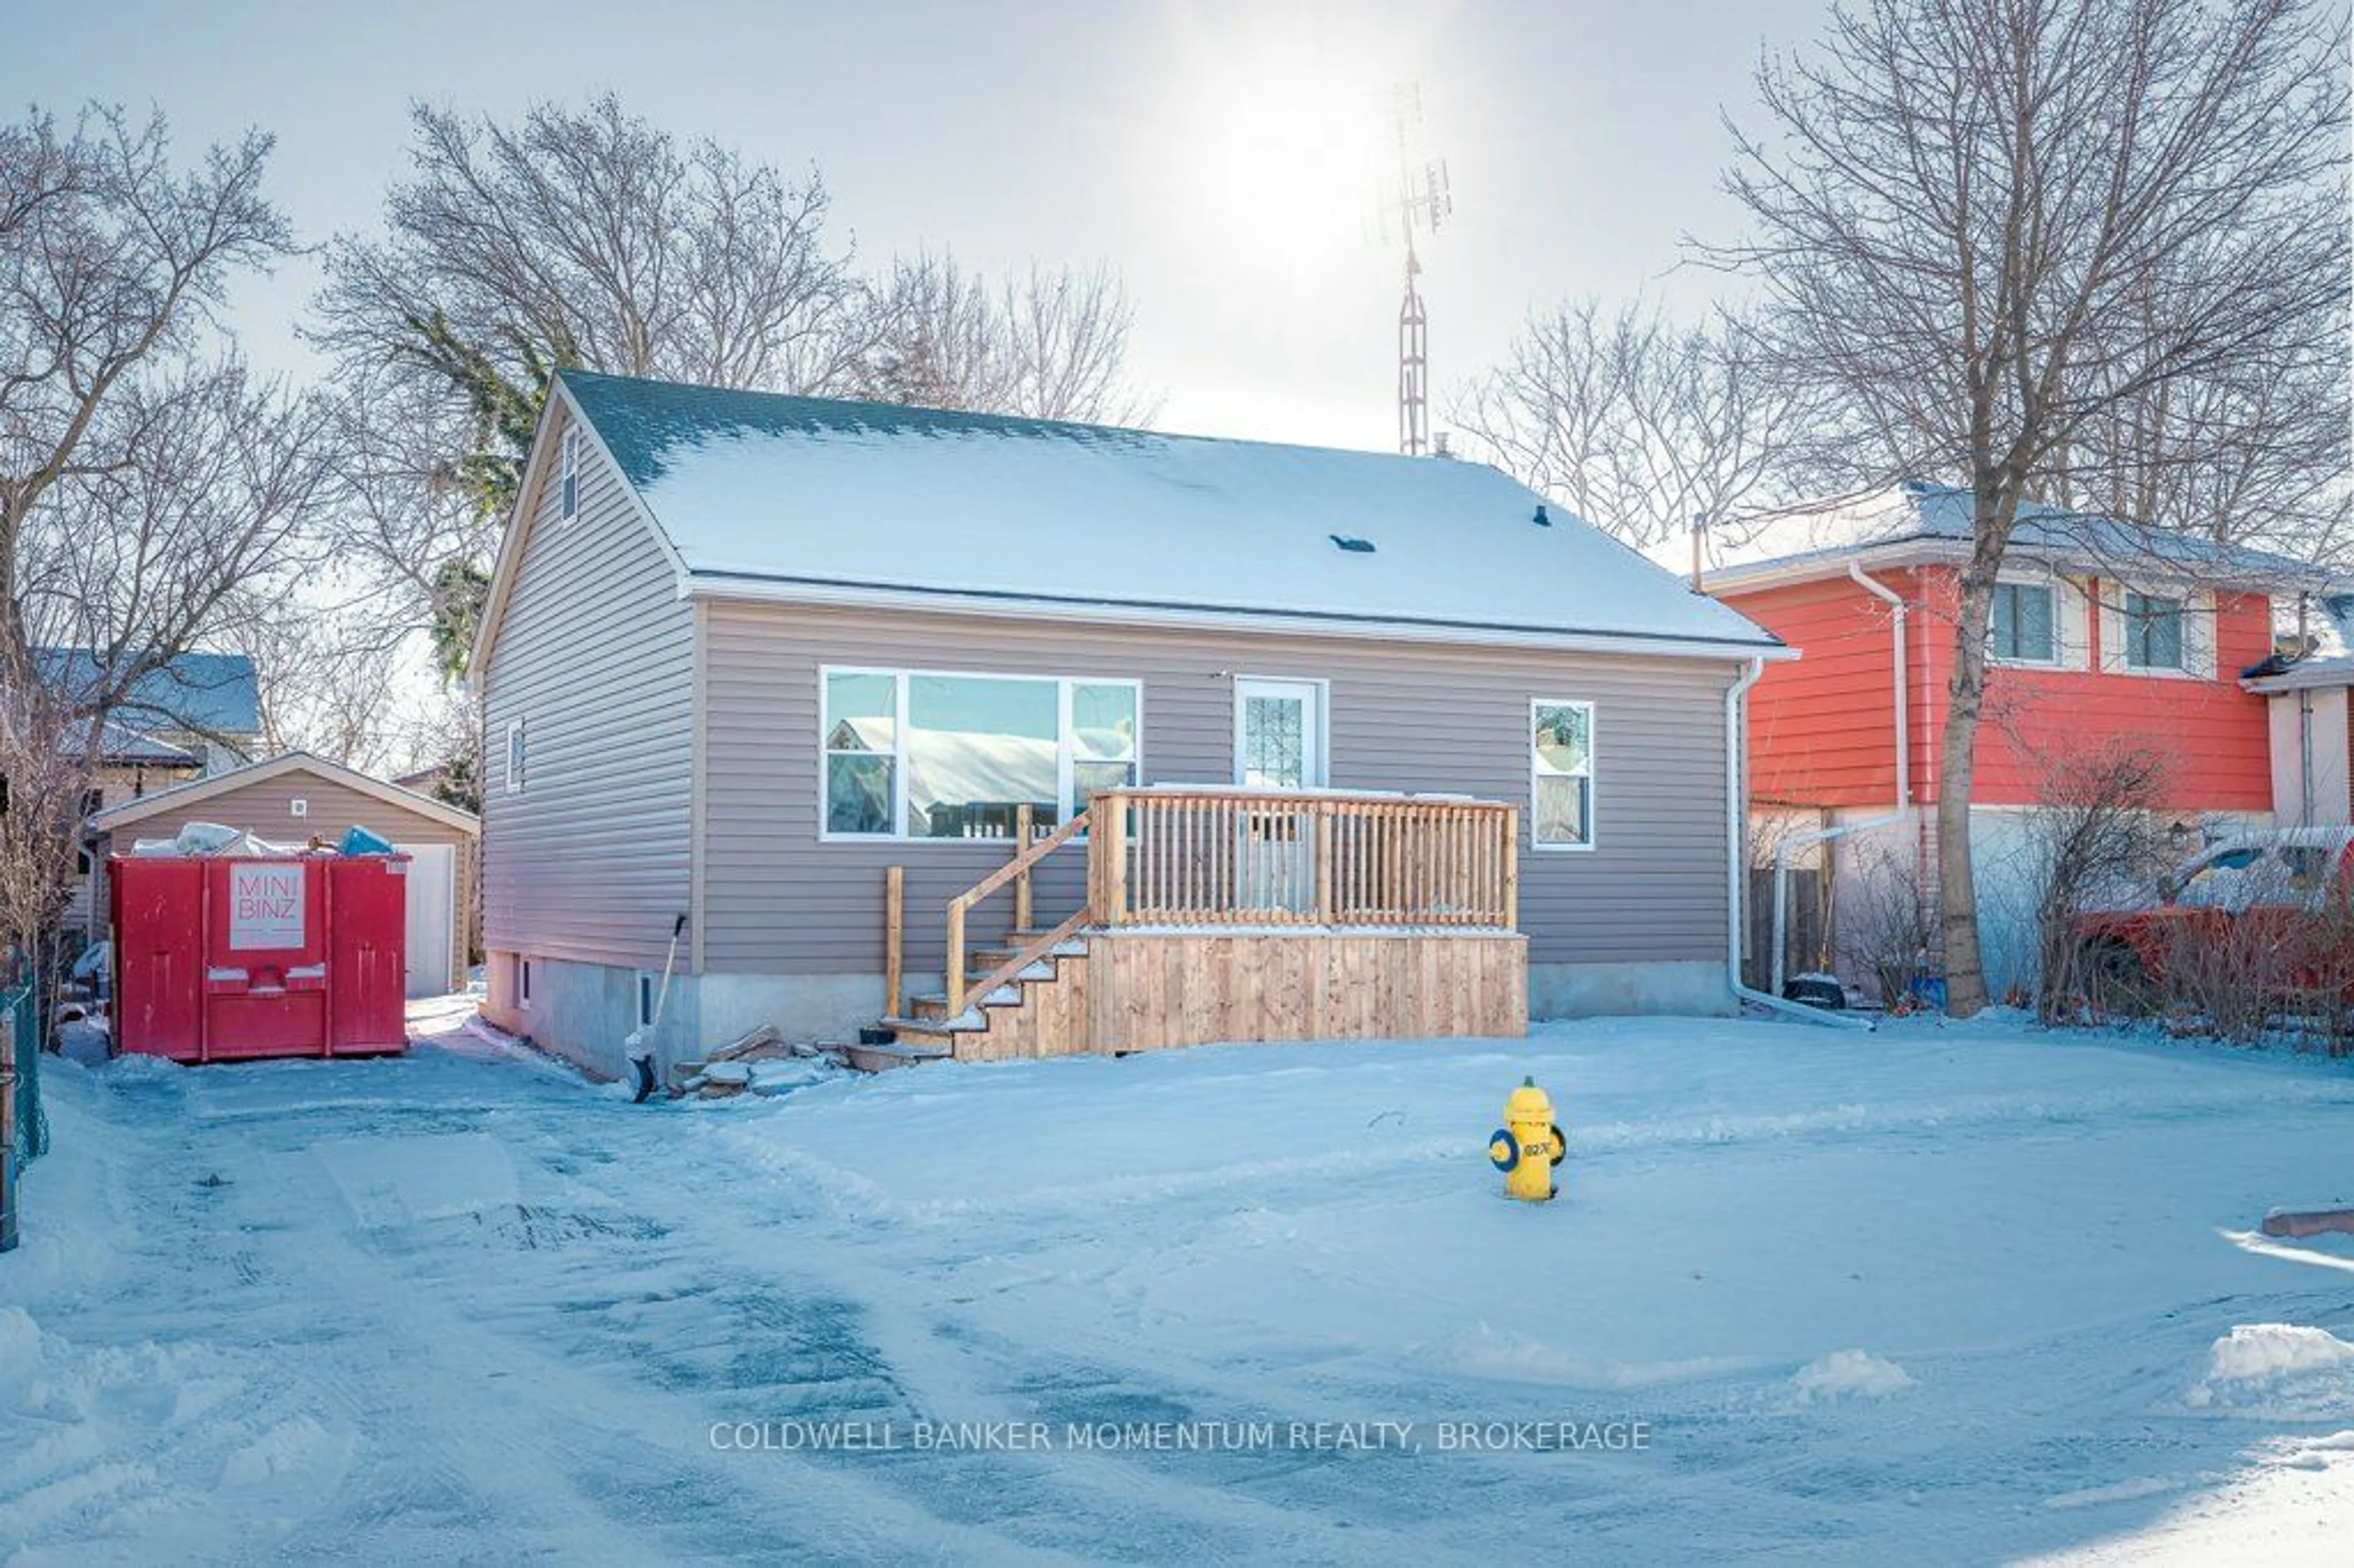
<box><xmin>87</xmin><ymin>750</ymin><xmax>481</xmax><ymax>837</ymax></box>
<box><xmin>554</xmin><ymin>370</ymin><xmax>1782</xmax><ymax>657</ymax></box>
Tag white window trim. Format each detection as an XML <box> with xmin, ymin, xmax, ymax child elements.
<box><xmin>518</xmin><ymin>956</ymin><xmax>534</xmax><ymax>1009</ymax></box>
<box><xmin>557</xmin><ymin>428</ymin><xmax>579</xmax><ymax>520</ymax></box>
<box><xmin>817</xmin><ymin>665</ymin><xmax>1144</xmax><ymax>843</ymax></box>
<box><xmin>1230</xmin><ymin>674</ymin><xmax>1332</xmax><ymax>791</ymax></box>
<box><xmin>1986</xmin><ymin>576</ymin><xmax>2064</xmax><ymax>670</ymax></box>
<box><xmin>1529</xmin><ymin>698</ymin><xmax>1597</xmax><ymax>854</ymax></box>
<box><xmin>505</xmin><ymin>717</ymin><xmax>526</xmax><ymax>794</ymax></box>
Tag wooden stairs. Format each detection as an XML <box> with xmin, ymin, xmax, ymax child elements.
<box><xmin>878</xmin><ymin>927</ymin><xmax>1095</xmax><ymax>1062</ymax></box>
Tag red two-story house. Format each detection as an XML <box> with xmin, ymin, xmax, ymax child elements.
<box><xmin>1697</xmin><ymin>481</ymin><xmax>2327</xmax><ymax>999</ymax></box>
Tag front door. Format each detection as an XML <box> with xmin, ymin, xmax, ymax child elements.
<box><xmin>1235</xmin><ymin>679</ymin><xmax>1325</xmax><ymax>911</ymax></box>
<box><xmin>1235</xmin><ymin>679</ymin><xmax>1324</xmax><ymax>791</ymax></box>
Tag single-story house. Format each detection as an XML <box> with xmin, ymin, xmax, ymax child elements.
<box><xmin>88</xmin><ymin>751</ymin><xmax>481</xmax><ymax>998</ymax></box>
<box><xmin>473</xmin><ymin>370</ymin><xmax>1788</xmax><ymax>1078</ymax></box>
<box><xmin>1692</xmin><ymin>480</ymin><xmax>2331</xmax><ymax>997</ymax></box>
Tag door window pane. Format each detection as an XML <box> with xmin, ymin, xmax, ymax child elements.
<box><xmin>1243</xmin><ymin>695</ymin><xmax>1305</xmax><ymax>790</ymax></box>
<box><xmin>907</xmin><ymin>675</ymin><xmax>1058</xmax><ymax>837</ymax></box>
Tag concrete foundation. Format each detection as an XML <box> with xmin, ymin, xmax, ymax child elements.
<box><xmin>487</xmin><ymin>948</ymin><xmax>1737</xmax><ymax>1076</ymax></box>
<box><xmin>1529</xmin><ymin>959</ymin><xmax>1735</xmax><ymax>1019</ymax></box>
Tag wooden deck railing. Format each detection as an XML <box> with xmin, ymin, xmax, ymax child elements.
<box><xmin>1087</xmin><ymin>787</ymin><xmax>1518</xmax><ymax>929</ymax></box>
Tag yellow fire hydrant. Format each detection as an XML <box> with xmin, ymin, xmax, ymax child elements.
<box><xmin>1488</xmin><ymin>1076</ymin><xmax>1566</xmax><ymax>1202</ymax></box>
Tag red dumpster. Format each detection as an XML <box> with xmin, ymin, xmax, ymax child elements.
<box><xmin>111</xmin><ymin>851</ymin><xmax>410</xmax><ymax>1062</ymax></box>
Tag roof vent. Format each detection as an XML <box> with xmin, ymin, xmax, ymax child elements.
<box><xmin>1330</xmin><ymin>534</ymin><xmax>1377</xmax><ymax>554</ymax></box>
<box><xmin>1532</xmin><ymin>504</ymin><xmax>1552</xmax><ymax>527</ymax></box>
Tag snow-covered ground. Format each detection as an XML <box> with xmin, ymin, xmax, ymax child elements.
<box><xmin>6</xmin><ymin>1010</ymin><xmax>2353</xmax><ymax>1564</ymax></box>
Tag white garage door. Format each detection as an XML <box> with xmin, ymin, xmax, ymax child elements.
<box><xmin>397</xmin><ymin>843</ymin><xmax>456</xmax><ymax>999</ymax></box>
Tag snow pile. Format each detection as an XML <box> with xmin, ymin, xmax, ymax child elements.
<box><xmin>2185</xmin><ymin>1325</ymin><xmax>2354</xmax><ymax>1420</ymax></box>
<box><xmin>1791</xmin><ymin>1349</ymin><xmax>1915</xmax><ymax>1403</ymax></box>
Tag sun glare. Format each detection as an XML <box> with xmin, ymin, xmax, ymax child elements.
<box><xmin>1159</xmin><ymin>13</ymin><xmax>1398</xmax><ymax>276</ymax></box>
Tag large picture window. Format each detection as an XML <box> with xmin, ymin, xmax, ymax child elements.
<box><xmin>1989</xmin><ymin>582</ymin><xmax>2055</xmax><ymax>663</ymax></box>
<box><xmin>822</xmin><ymin>669</ymin><xmax>1140</xmax><ymax>839</ymax></box>
<box><xmin>1531</xmin><ymin>700</ymin><xmax>1594</xmax><ymax>850</ymax></box>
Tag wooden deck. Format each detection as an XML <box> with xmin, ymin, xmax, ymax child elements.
<box><xmin>882</xmin><ymin>788</ymin><xmax>1528</xmax><ymax>1062</ymax></box>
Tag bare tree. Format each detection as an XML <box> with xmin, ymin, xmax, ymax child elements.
<box><xmin>313</xmin><ymin>94</ymin><xmax>1156</xmax><ymax>710</ymax></box>
<box><xmin>1450</xmin><ymin>299</ymin><xmax>1814</xmax><ymax>552</ymax></box>
<box><xmin>2049</xmin><ymin>317</ymin><xmax>2353</xmax><ymax>565</ymax></box>
<box><xmin>1709</xmin><ymin>0</ymin><xmax>2349</xmax><ymax>1014</ymax></box>
<box><xmin>855</xmin><ymin>253</ymin><xmax>1154</xmax><ymax>424</ymax></box>
<box><xmin>313</xmin><ymin>94</ymin><xmax>866</xmax><ymax>399</ymax></box>
<box><xmin>1</xmin><ymin>105</ymin><xmax>319</xmax><ymax>1247</ymax></box>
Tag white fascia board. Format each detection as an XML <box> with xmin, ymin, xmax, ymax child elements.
<box><xmin>682</xmin><ymin>571</ymin><xmax>1797</xmax><ymax>663</ymax></box>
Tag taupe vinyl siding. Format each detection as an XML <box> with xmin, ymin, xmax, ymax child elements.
<box><xmin>480</xmin><ymin>404</ymin><xmax>693</xmax><ymax>970</ymax></box>
<box><xmin>699</xmin><ymin>600</ymin><xmax>1737</xmax><ymax>980</ymax></box>
<box><xmin>91</xmin><ymin>766</ymin><xmax>478</xmax><ymax>983</ymax></box>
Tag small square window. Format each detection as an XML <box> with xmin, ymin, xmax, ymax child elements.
<box><xmin>558</xmin><ymin>428</ymin><xmax>579</xmax><ymax>519</ymax></box>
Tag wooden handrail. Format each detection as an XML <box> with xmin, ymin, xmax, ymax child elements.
<box><xmin>944</xmin><ymin>807</ymin><xmax>1091</xmax><ymax>1015</ymax></box>
<box><xmin>958</xmin><ymin>906</ymin><xmax>1093</xmax><ymax>1021</ymax></box>
<box><xmin>951</xmin><ymin>807</ymin><xmax>1091</xmax><ymax>916</ymax></box>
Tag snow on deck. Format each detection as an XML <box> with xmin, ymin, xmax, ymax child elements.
<box><xmin>5</xmin><ymin>1013</ymin><xmax>2353</xmax><ymax>1561</ymax></box>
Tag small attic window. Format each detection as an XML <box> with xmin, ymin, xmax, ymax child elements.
<box><xmin>1329</xmin><ymin>535</ymin><xmax>1377</xmax><ymax>554</ymax></box>
<box><xmin>558</xmin><ymin>428</ymin><xmax>579</xmax><ymax>519</ymax></box>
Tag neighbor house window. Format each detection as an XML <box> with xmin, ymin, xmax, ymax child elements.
<box><xmin>505</xmin><ymin>718</ymin><xmax>526</xmax><ymax>794</ymax></box>
<box><xmin>822</xmin><ymin>669</ymin><xmax>1141</xmax><ymax>839</ymax></box>
<box><xmin>1531</xmin><ymin>701</ymin><xmax>1595</xmax><ymax>850</ymax></box>
<box><xmin>558</xmin><ymin>428</ymin><xmax>579</xmax><ymax>519</ymax></box>
<box><xmin>2124</xmin><ymin>592</ymin><xmax>2185</xmax><ymax>671</ymax></box>
<box><xmin>1989</xmin><ymin>582</ymin><xmax>2055</xmax><ymax>663</ymax></box>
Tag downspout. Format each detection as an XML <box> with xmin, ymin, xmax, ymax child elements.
<box><xmin>1726</xmin><ymin>657</ymin><xmax>1871</xmax><ymax>1029</ymax></box>
<box><xmin>1766</xmin><ymin>564</ymin><xmax>1913</xmax><ymax>997</ymax></box>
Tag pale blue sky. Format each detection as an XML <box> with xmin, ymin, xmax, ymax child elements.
<box><xmin>7</xmin><ymin>0</ymin><xmax>1832</xmax><ymax>451</ymax></box>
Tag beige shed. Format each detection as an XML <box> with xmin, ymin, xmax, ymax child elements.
<box><xmin>89</xmin><ymin>752</ymin><xmax>481</xmax><ymax>998</ymax></box>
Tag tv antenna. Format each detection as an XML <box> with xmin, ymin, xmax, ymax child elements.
<box><xmin>1381</xmin><ymin>83</ymin><xmax>1452</xmax><ymax>456</ymax></box>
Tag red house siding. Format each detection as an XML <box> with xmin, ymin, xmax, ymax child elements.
<box><xmin>1727</xmin><ymin>566</ymin><xmax>2273</xmax><ymax>813</ymax></box>
<box><xmin>1737</xmin><ymin>571</ymin><xmax>1925</xmax><ymax>809</ymax></box>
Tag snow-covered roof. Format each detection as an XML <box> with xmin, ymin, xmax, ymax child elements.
<box><xmin>2243</xmin><ymin>654</ymin><xmax>2354</xmax><ymax>695</ymax></box>
<box><xmin>1689</xmin><ymin>481</ymin><xmax>2329</xmax><ymax>594</ymax></box>
<box><xmin>557</xmin><ymin>371</ymin><xmax>1782</xmax><ymax>658</ymax></box>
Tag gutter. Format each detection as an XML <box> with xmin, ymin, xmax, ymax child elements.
<box><xmin>1724</xmin><ymin>657</ymin><xmax>1872</xmax><ymax>1029</ymax></box>
<box><xmin>1765</xmin><ymin>565</ymin><xmax>1914</xmax><ymax>996</ymax></box>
